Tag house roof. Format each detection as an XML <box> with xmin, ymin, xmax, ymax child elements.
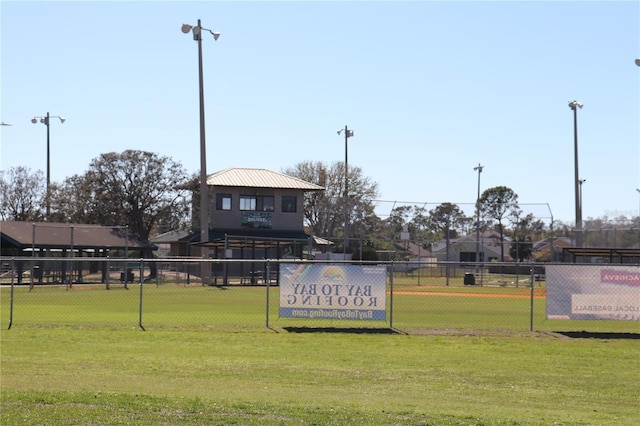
<box><xmin>391</xmin><ymin>240</ymin><xmax>430</xmax><ymax>257</ymax></box>
<box><xmin>313</xmin><ymin>236</ymin><xmax>334</xmax><ymax>246</ymax></box>
<box><xmin>532</xmin><ymin>237</ymin><xmax>572</xmax><ymax>251</ymax></box>
<box><xmin>207</xmin><ymin>168</ymin><xmax>325</xmax><ymax>191</ymax></box>
<box><xmin>150</xmin><ymin>229</ymin><xmax>192</xmax><ymax>244</ymax></box>
<box><xmin>0</xmin><ymin>221</ymin><xmax>149</xmax><ymax>252</ymax></box>
<box><xmin>430</xmin><ymin>230</ymin><xmax>508</xmax><ymax>255</ymax></box>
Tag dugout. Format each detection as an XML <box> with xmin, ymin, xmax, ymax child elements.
<box><xmin>153</xmin><ymin>228</ymin><xmax>316</xmax><ymax>285</ymax></box>
<box><xmin>0</xmin><ymin>220</ymin><xmax>151</xmax><ymax>285</ymax></box>
<box><xmin>197</xmin><ymin>228</ymin><xmax>313</xmax><ymax>285</ymax></box>
<box><xmin>562</xmin><ymin>247</ymin><xmax>640</xmax><ymax>264</ymax></box>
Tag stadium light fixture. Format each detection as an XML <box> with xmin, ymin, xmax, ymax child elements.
<box><xmin>32</xmin><ymin>112</ymin><xmax>66</xmax><ymax>219</ymax></box>
<box><xmin>182</xmin><ymin>19</ymin><xmax>220</xmax><ymax>285</ymax></box>
<box><xmin>181</xmin><ymin>19</ymin><xmax>220</xmax><ymax>245</ymax></box>
<box><xmin>182</xmin><ymin>23</ymin><xmax>220</xmax><ymax>41</ymax></box>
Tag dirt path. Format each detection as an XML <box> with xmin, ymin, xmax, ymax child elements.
<box><xmin>394</xmin><ymin>288</ymin><xmax>546</xmax><ymax>299</ymax></box>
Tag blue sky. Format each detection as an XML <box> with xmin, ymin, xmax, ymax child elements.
<box><xmin>1</xmin><ymin>1</ymin><xmax>639</xmax><ymax>227</ymax></box>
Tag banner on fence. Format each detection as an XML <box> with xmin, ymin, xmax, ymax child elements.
<box><xmin>279</xmin><ymin>264</ymin><xmax>386</xmax><ymax>320</ymax></box>
<box><xmin>546</xmin><ymin>265</ymin><xmax>640</xmax><ymax>321</ymax></box>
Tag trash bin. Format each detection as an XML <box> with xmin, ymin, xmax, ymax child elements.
<box><xmin>464</xmin><ymin>272</ymin><xmax>475</xmax><ymax>286</ymax></box>
<box><xmin>33</xmin><ymin>265</ymin><xmax>42</xmax><ymax>280</ymax></box>
<box><xmin>120</xmin><ymin>271</ymin><xmax>134</xmax><ymax>282</ymax></box>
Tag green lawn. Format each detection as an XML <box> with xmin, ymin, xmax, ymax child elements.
<box><xmin>1</xmin><ymin>284</ymin><xmax>639</xmax><ymax>425</ymax></box>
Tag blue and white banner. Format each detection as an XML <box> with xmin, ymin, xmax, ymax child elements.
<box><xmin>279</xmin><ymin>264</ymin><xmax>387</xmax><ymax>321</ymax></box>
<box><xmin>546</xmin><ymin>265</ymin><xmax>640</xmax><ymax>321</ymax></box>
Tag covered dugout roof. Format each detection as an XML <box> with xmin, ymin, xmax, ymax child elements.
<box><xmin>151</xmin><ymin>230</ymin><xmax>331</xmax><ymax>252</ymax></box>
<box><xmin>170</xmin><ymin>228</ymin><xmax>312</xmax><ymax>249</ymax></box>
<box><xmin>0</xmin><ymin>221</ymin><xmax>150</xmax><ymax>253</ymax></box>
<box><xmin>562</xmin><ymin>247</ymin><xmax>640</xmax><ymax>263</ymax></box>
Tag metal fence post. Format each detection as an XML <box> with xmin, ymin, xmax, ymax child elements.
<box><xmin>30</xmin><ymin>223</ymin><xmax>35</xmax><ymax>291</ymax></box>
<box><xmin>529</xmin><ymin>260</ymin><xmax>535</xmax><ymax>332</ymax></box>
<box><xmin>8</xmin><ymin>258</ymin><xmax>15</xmax><ymax>329</ymax></box>
<box><xmin>138</xmin><ymin>258</ymin><xmax>145</xmax><ymax>331</ymax></box>
<box><xmin>389</xmin><ymin>260</ymin><xmax>394</xmax><ymax>330</ymax></box>
<box><xmin>106</xmin><ymin>256</ymin><xmax>111</xmax><ymax>290</ymax></box>
<box><xmin>265</xmin><ymin>260</ymin><xmax>270</xmax><ymax>328</ymax></box>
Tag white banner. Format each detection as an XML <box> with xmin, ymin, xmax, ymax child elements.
<box><xmin>279</xmin><ymin>264</ymin><xmax>386</xmax><ymax>321</ymax></box>
<box><xmin>546</xmin><ymin>265</ymin><xmax>640</xmax><ymax>321</ymax></box>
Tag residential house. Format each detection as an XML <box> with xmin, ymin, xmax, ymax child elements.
<box><xmin>531</xmin><ymin>237</ymin><xmax>572</xmax><ymax>262</ymax></box>
<box><xmin>430</xmin><ymin>230</ymin><xmax>512</xmax><ymax>263</ymax></box>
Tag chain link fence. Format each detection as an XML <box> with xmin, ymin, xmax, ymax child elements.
<box><xmin>1</xmin><ymin>257</ymin><xmax>638</xmax><ymax>333</ymax></box>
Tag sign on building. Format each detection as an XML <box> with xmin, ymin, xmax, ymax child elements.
<box><xmin>241</xmin><ymin>212</ymin><xmax>272</xmax><ymax>228</ymax></box>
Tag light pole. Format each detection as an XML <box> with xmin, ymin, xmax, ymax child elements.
<box><xmin>636</xmin><ymin>61</ymin><xmax>639</xmax><ymax>220</ymax></box>
<box><xmin>182</xmin><ymin>20</ymin><xmax>220</xmax><ymax>249</ymax></box>
<box><xmin>579</xmin><ymin>179</ymin><xmax>586</xmax><ymax>223</ymax></box>
<box><xmin>569</xmin><ymin>100</ymin><xmax>583</xmax><ymax>247</ymax></box>
<box><xmin>473</xmin><ymin>163</ymin><xmax>483</xmax><ymax>270</ymax></box>
<box><xmin>337</xmin><ymin>125</ymin><xmax>354</xmax><ymax>258</ymax></box>
<box><xmin>32</xmin><ymin>112</ymin><xmax>65</xmax><ymax>219</ymax></box>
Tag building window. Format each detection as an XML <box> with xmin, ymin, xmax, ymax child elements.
<box><xmin>239</xmin><ymin>195</ymin><xmax>256</xmax><ymax>211</ymax></box>
<box><xmin>282</xmin><ymin>196</ymin><xmax>297</xmax><ymax>213</ymax></box>
<box><xmin>216</xmin><ymin>194</ymin><xmax>232</xmax><ymax>210</ymax></box>
<box><xmin>240</xmin><ymin>195</ymin><xmax>274</xmax><ymax>211</ymax></box>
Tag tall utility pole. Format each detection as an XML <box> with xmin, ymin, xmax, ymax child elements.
<box><xmin>182</xmin><ymin>20</ymin><xmax>220</xmax><ymax>284</ymax></box>
<box><xmin>182</xmin><ymin>20</ymin><xmax>219</xmax><ymax>246</ymax></box>
<box><xmin>569</xmin><ymin>100</ymin><xmax>583</xmax><ymax>247</ymax></box>
<box><xmin>473</xmin><ymin>163</ymin><xmax>483</xmax><ymax>270</ymax></box>
<box><xmin>32</xmin><ymin>112</ymin><xmax>65</xmax><ymax>219</ymax></box>
<box><xmin>579</xmin><ymin>179</ymin><xmax>586</xmax><ymax>221</ymax></box>
<box><xmin>337</xmin><ymin>125</ymin><xmax>354</xmax><ymax>258</ymax></box>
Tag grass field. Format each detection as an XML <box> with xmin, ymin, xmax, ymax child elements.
<box><xmin>1</xmin><ymin>283</ymin><xmax>639</xmax><ymax>425</ymax></box>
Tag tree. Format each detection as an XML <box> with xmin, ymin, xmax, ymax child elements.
<box><xmin>52</xmin><ymin>150</ymin><xmax>191</xmax><ymax>276</ymax></box>
<box><xmin>0</xmin><ymin>166</ymin><xmax>45</xmax><ymax>221</ymax></box>
<box><xmin>428</xmin><ymin>202</ymin><xmax>468</xmax><ymax>286</ymax></box>
<box><xmin>282</xmin><ymin>161</ymin><xmax>379</xmax><ymax>250</ymax></box>
<box><xmin>479</xmin><ymin>186</ymin><xmax>519</xmax><ymax>261</ymax></box>
<box><xmin>386</xmin><ymin>205</ymin><xmax>413</xmax><ymax>240</ymax></box>
<box><xmin>509</xmin><ymin>237</ymin><xmax>532</xmax><ymax>261</ymax></box>
<box><xmin>428</xmin><ymin>202</ymin><xmax>468</xmax><ymax>261</ymax></box>
<box><xmin>49</xmin><ymin>174</ymin><xmax>101</xmax><ymax>224</ymax></box>
<box><xmin>581</xmin><ymin>216</ymin><xmax>640</xmax><ymax>248</ymax></box>
<box><xmin>410</xmin><ymin>205</ymin><xmax>434</xmax><ymax>249</ymax></box>
<box><xmin>508</xmin><ymin>210</ymin><xmax>539</xmax><ymax>261</ymax></box>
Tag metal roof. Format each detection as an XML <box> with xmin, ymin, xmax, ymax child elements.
<box><xmin>206</xmin><ymin>168</ymin><xmax>324</xmax><ymax>191</ymax></box>
<box><xmin>149</xmin><ymin>229</ymin><xmax>192</xmax><ymax>244</ymax></box>
<box><xmin>196</xmin><ymin>228</ymin><xmax>311</xmax><ymax>248</ymax></box>
<box><xmin>562</xmin><ymin>247</ymin><xmax>640</xmax><ymax>262</ymax></box>
<box><xmin>153</xmin><ymin>228</ymin><xmax>313</xmax><ymax>249</ymax></box>
<box><xmin>0</xmin><ymin>221</ymin><xmax>149</xmax><ymax>251</ymax></box>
